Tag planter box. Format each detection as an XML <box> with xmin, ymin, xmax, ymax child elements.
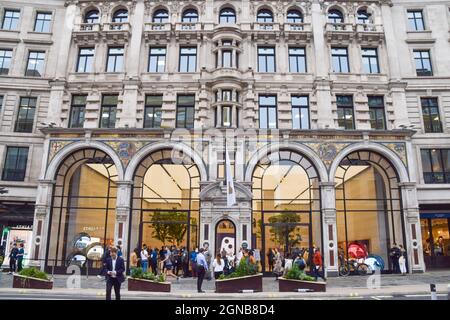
<box><xmin>278</xmin><ymin>277</ymin><xmax>326</xmax><ymax>292</ymax></box>
<box><xmin>215</xmin><ymin>274</ymin><xmax>263</xmax><ymax>293</ymax></box>
<box><xmin>13</xmin><ymin>275</ymin><xmax>53</xmax><ymax>290</ymax></box>
<box><xmin>127</xmin><ymin>277</ymin><xmax>171</xmax><ymax>292</ymax></box>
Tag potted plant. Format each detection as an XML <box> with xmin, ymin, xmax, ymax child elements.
<box><xmin>215</xmin><ymin>261</ymin><xmax>263</xmax><ymax>293</ymax></box>
<box><xmin>127</xmin><ymin>268</ymin><xmax>171</xmax><ymax>292</ymax></box>
<box><xmin>13</xmin><ymin>267</ymin><xmax>53</xmax><ymax>289</ymax></box>
<box><xmin>278</xmin><ymin>264</ymin><xmax>326</xmax><ymax>292</ymax></box>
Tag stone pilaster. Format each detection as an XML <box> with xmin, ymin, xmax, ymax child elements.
<box><xmin>320</xmin><ymin>181</ymin><xmax>339</xmax><ymax>277</ymax></box>
<box><xmin>114</xmin><ymin>180</ymin><xmax>133</xmax><ymax>258</ymax></box>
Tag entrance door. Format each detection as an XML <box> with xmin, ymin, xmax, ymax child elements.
<box><xmin>262</xmin><ymin>221</ymin><xmax>311</xmax><ymax>273</ymax></box>
<box><xmin>421</xmin><ymin>216</ymin><xmax>450</xmax><ymax>268</ymax></box>
<box><xmin>215</xmin><ymin>219</ymin><xmax>236</xmax><ymax>256</ymax></box>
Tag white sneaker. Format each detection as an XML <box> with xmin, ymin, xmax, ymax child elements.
<box><xmin>97</xmin><ymin>275</ymin><xmax>103</xmax><ymax>279</ymax></box>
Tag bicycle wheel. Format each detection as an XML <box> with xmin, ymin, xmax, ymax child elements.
<box><xmin>357</xmin><ymin>263</ymin><xmax>369</xmax><ymax>275</ymax></box>
<box><xmin>339</xmin><ymin>264</ymin><xmax>350</xmax><ymax>276</ymax></box>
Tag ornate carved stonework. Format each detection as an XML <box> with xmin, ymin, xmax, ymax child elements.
<box><xmin>303</xmin><ymin>142</ymin><xmax>350</xmax><ymax>169</ymax></box>
<box><xmin>48</xmin><ymin>141</ymin><xmax>75</xmax><ymax>164</ymax></box>
<box><xmin>35</xmin><ymin>205</ymin><xmax>48</xmax><ymax>218</ymax></box>
<box><xmin>381</xmin><ymin>142</ymin><xmax>407</xmax><ymax>168</ymax></box>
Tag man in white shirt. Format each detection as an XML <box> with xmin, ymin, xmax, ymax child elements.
<box><xmin>105</xmin><ymin>247</ymin><xmax>125</xmax><ymax>300</ymax></box>
<box><xmin>140</xmin><ymin>245</ymin><xmax>149</xmax><ymax>272</ymax></box>
<box><xmin>196</xmin><ymin>248</ymin><xmax>208</xmax><ymax>293</ymax></box>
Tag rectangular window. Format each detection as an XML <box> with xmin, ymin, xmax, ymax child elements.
<box><xmin>421</xmin><ymin>149</ymin><xmax>450</xmax><ymax>184</ymax></box>
<box><xmin>259</xmin><ymin>95</ymin><xmax>277</xmax><ymax>129</ymax></box>
<box><xmin>0</xmin><ymin>49</ymin><xmax>12</xmax><ymax>75</ymax></box>
<box><xmin>421</xmin><ymin>97</ymin><xmax>442</xmax><ymax>133</ymax></box>
<box><xmin>144</xmin><ymin>95</ymin><xmax>162</xmax><ymax>128</ymax></box>
<box><xmin>368</xmin><ymin>96</ymin><xmax>386</xmax><ymax>130</ymax></box>
<box><xmin>222</xmin><ymin>50</ymin><xmax>232</xmax><ymax>68</ymax></box>
<box><xmin>76</xmin><ymin>47</ymin><xmax>94</xmax><ymax>73</ymax></box>
<box><xmin>1</xmin><ymin>9</ymin><xmax>20</xmax><ymax>30</ymax></box>
<box><xmin>332</xmin><ymin>48</ymin><xmax>349</xmax><ymax>73</ymax></box>
<box><xmin>69</xmin><ymin>95</ymin><xmax>86</xmax><ymax>128</ymax></box>
<box><xmin>148</xmin><ymin>47</ymin><xmax>166</xmax><ymax>72</ymax></box>
<box><xmin>176</xmin><ymin>95</ymin><xmax>195</xmax><ymax>128</ymax></box>
<box><xmin>291</xmin><ymin>96</ymin><xmax>309</xmax><ymax>129</ymax></box>
<box><xmin>258</xmin><ymin>47</ymin><xmax>276</xmax><ymax>72</ymax></box>
<box><xmin>100</xmin><ymin>95</ymin><xmax>118</xmax><ymax>128</ymax></box>
<box><xmin>336</xmin><ymin>95</ymin><xmax>354</xmax><ymax>129</ymax></box>
<box><xmin>25</xmin><ymin>51</ymin><xmax>45</xmax><ymax>77</ymax></box>
<box><xmin>407</xmin><ymin>10</ymin><xmax>425</xmax><ymax>31</ymax></box>
<box><xmin>15</xmin><ymin>97</ymin><xmax>36</xmax><ymax>132</ymax></box>
<box><xmin>222</xmin><ymin>106</ymin><xmax>232</xmax><ymax>127</ymax></box>
<box><xmin>0</xmin><ymin>95</ymin><xmax>3</xmax><ymax>114</ymax></box>
<box><xmin>34</xmin><ymin>12</ymin><xmax>52</xmax><ymax>33</ymax></box>
<box><xmin>106</xmin><ymin>47</ymin><xmax>124</xmax><ymax>72</ymax></box>
<box><xmin>362</xmin><ymin>48</ymin><xmax>380</xmax><ymax>74</ymax></box>
<box><xmin>414</xmin><ymin>50</ymin><xmax>432</xmax><ymax>76</ymax></box>
<box><xmin>2</xmin><ymin>147</ymin><xmax>28</xmax><ymax>181</ymax></box>
<box><xmin>289</xmin><ymin>48</ymin><xmax>306</xmax><ymax>73</ymax></box>
<box><xmin>179</xmin><ymin>47</ymin><xmax>197</xmax><ymax>72</ymax></box>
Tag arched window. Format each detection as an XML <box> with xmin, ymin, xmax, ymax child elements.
<box><xmin>357</xmin><ymin>9</ymin><xmax>371</xmax><ymax>24</ymax></box>
<box><xmin>328</xmin><ymin>9</ymin><xmax>344</xmax><ymax>24</ymax></box>
<box><xmin>112</xmin><ymin>9</ymin><xmax>128</xmax><ymax>23</ymax></box>
<box><xmin>256</xmin><ymin>9</ymin><xmax>274</xmax><ymax>23</ymax></box>
<box><xmin>84</xmin><ymin>10</ymin><xmax>99</xmax><ymax>24</ymax></box>
<box><xmin>287</xmin><ymin>9</ymin><xmax>303</xmax><ymax>23</ymax></box>
<box><xmin>153</xmin><ymin>9</ymin><xmax>169</xmax><ymax>23</ymax></box>
<box><xmin>219</xmin><ymin>7</ymin><xmax>236</xmax><ymax>24</ymax></box>
<box><xmin>182</xmin><ymin>8</ymin><xmax>198</xmax><ymax>23</ymax></box>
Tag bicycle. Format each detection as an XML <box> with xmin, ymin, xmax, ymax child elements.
<box><xmin>339</xmin><ymin>257</ymin><xmax>369</xmax><ymax>276</ymax></box>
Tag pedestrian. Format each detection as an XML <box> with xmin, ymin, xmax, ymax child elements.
<box><xmin>140</xmin><ymin>244</ymin><xmax>149</xmax><ymax>273</ymax></box>
<box><xmin>159</xmin><ymin>246</ymin><xmax>167</xmax><ymax>273</ymax></box>
<box><xmin>267</xmin><ymin>248</ymin><xmax>275</xmax><ymax>272</ymax></box>
<box><xmin>294</xmin><ymin>253</ymin><xmax>306</xmax><ymax>271</ymax></box>
<box><xmin>196</xmin><ymin>248</ymin><xmax>208</xmax><ymax>293</ymax></box>
<box><xmin>163</xmin><ymin>246</ymin><xmax>179</xmax><ymax>280</ymax></box>
<box><xmin>389</xmin><ymin>243</ymin><xmax>400</xmax><ymax>274</ymax></box>
<box><xmin>105</xmin><ymin>247</ymin><xmax>125</xmax><ymax>300</ymax></box>
<box><xmin>181</xmin><ymin>247</ymin><xmax>190</xmax><ymax>277</ymax></box>
<box><xmin>97</xmin><ymin>244</ymin><xmax>111</xmax><ymax>279</ymax></box>
<box><xmin>16</xmin><ymin>243</ymin><xmax>25</xmax><ymax>272</ymax></box>
<box><xmin>190</xmin><ymin>248</ymin><xmax>198</xmax><ymax>278</ymax></box>
<box><xmin>312</xmin><ymin>248</ymin><xmax>326</xmax><ymax>281</ymax></box>
<box><xmin>435</xmin><ymin>236</ymin><xmax>445</xmax><ymax>256</ymax></box>
<box><xmin>272</xmin><ymin>248</ymin><xmax>283</xmax><ymax>280</ymax></box>
<box><xmin>8</xmin><ymin>243</ymin><xmax>18</xmax><ymax>274</ymax></box>
<box><xmin>116</xmin><ymin>240</ymin><xmax>123</xmax><ymax>258</ymax></box>
<box><xmin>175</xmin><ymin>249</ymin><xmax>183</xmax><ymax>276</ymax></box>
<box><xmin>130</xmin><ymin>248</ymin><xmax>139</xmax><ymax>272</ymax></box>
<box><xmin>212</xmin><ymin>253</ymin><xmax>225</xmax><ymax>279</ymax></box>
<box><xmin>150</xmin><ymin>248</ymin><xmax>158</xmax><ymax>274</ymax></box>
<box><xmin>398</xmin><ymin>244</ymin><xmax>407</xmax><ymax>276</ymax></box>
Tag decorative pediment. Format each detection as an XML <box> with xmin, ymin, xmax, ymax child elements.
<box><xmin>200</xmin><ymin>181</ymin><xmax>252</xmax><ymax>201</ymax></box>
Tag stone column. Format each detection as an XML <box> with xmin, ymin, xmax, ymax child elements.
<box><xmin>126</xmin><ymin>0</ymin><xmax>144</xmax><ymax>78</ymax></box>
<box><xmin>29</xmin><ymin>179</ymin><xmax>55</xmax><ymax>270</ymax></box>
<box><xmin>399</xmin><ymin>182</ymin><xmax>425</xmax><ymax>273</ymax></box>
<box><xmin>114</xmin><ymin>181</ymin><xmax>133</xmax><ymax>260</ymax></box>
<box><xmin>320</xmin><ymin>182</ymin><xmax>339</xmax><ymax>277</ymax></box>
<box><xmin>47</xmin><ymin>80</ymin><xmax>67</xmax><ymax>126</ymax></box>
<box><xmin>118</xmin><ymin>80</ymin><xmax>140</xmax><ymax>128</ymax></box>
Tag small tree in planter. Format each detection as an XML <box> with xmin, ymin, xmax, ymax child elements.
<box><xmin>13</xmin><ymin>267</ymin><xmax>53</xmax><ymax>289</ymax></box>
<box><xmin>128</xmin><ymin>268</ymin><xmax>171</xmax><ymax>292</ymax></box>
<box><xmin>215</xmin><ymin>261</ymin><xmax>263</xmax><ymax>293</ymax></box>
<box><xmin>279</xmin><ymin>264</ymin><xmax>326</xmax><ymax>292</ymax></box>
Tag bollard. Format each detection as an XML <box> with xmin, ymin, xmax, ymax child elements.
<box><xmin>430</xmin><ymin>283</ymin><xmax>437</xmax><ymax>300</ymax></box>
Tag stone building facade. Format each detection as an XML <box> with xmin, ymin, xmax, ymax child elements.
<box><xmin>1</xmin><ymin>0</ymin><xmax>450</xmax><ymax>275</ymax></box>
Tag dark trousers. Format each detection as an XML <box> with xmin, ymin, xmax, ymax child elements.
<box><xmin>182</xmin><ymin>262</ymin><xmax>189</xmax><ymax>277</ymax></box>
<box><xmin>191</xmin><ymin>262</ymin><xmax>197</xmax><ymax>277</ymax></box>
<box><xmin>392</xmin><ymin>258</ymin><xmax>400</xmax><ymax>273</ymax></box>
<box><xmin>9</xmin><ymin>258</ymin><xmax>16</xmax><ymax>272</ymax></box>
<box><xmin>312</xmin><ymin>266</ymin><xmax>325</xmax><ymax>281</ymax></box>
<box><xmin>214</xmin><ymin>271</ymin><xmax>223</xmax><ymax>279</ymax></box>
<box><xmin>17</xmin><ymin>258</ymin><xmax>23</xmax><ymax>272</ymax></box>
<box><xmin>197</xmin><ymin>266</ymin><xmax>205</xmax><ymax>292</ymax></box>
<box><xmin>106</xmin><ymin>277</ymin><xmax>121</xmax><ymax>300</ymax></box>
<box><xmin>150</xmin><ymin>261</ymin><xmax>157</xmax><ymax>274</ymax></box>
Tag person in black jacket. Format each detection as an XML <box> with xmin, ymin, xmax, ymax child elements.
<box><xmin>8</xmin><ymin>243</ymin><xmax>18</xmax><ymax>274</ymax></box>
<box><xmin>105</xmin><ymin>246</ymin><xmax>125</xmax><ymax>300</ymax></box>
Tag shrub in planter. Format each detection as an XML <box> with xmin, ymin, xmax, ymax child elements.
<box><xmin>128</xmin><ymin>268</ymin><xmax>170</xmax><ymax>292</ymax></box>
<box><xmin>279</xmin><ymin>264</ymin><xmax>326</xmax><ymax>292</ymax></box>
<box><xmin>13</xmin><ymin>268</ymin><xmax>53</xmax><ymax>289</ymax></box>
<box><xmin>216</xmin><ymin>261</ymin><xmax>263</xmax><ymax>293</ymax></box>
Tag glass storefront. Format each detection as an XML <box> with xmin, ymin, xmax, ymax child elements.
<box><xmin>420</xmin><ymin>206</ymin><xmax>450</xmax><ymax>268</ymax></box>
<box><xmin>46</xmin><ymin>149</ymin><xmax>118</xmax><ymax>271</ymax></box>
<box><xmin>335</xmin><ymin>151</ymin><xmax>405</xmax><ymax>273</ymax></box>
<box><xmin>251</xmin><ymin>150</ymin><xmax>321</xmax><ymax>273</ymax></box>
<box><xmin>128</xmin><ymin>149</ymin><xmax>200</xmax><ymax>262</ymax></box>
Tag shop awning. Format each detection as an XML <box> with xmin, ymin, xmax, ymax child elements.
<box><xmin>420</xmin><ymin>213</ymin><xmax>450</xmax><ymax>219</ymax></box>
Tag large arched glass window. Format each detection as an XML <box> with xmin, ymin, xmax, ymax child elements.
<box><xmin>335</xmin><ymin>151</ymin><xmax>405</xmax><ymax>274</ymax></box>
<box><xmin>328</xmin><ymin>9</ymin><xmax>344</xmax><ymax>24</ymax></box>
<box><xmin>129</xmin><ymin>149</ymin><xmax>200</xmax><ymax>267</ymax></box>
<box><xmin>153</xmin><ymin>9</ymin><xmax>169</xmax><ymax>23</ymax></box>
<box><xmin>84</xmin><ymin>10</ymin><xmax>99</xmax><ymax>24</ymax></box>
<box><xmin>287</xmin><ymin>9</ymin><xmax>303</xmax><ymax>23</ymax></box>
<box><xmin>112</xmin><ymin>9</ymin><xmax>128</xmax><ymax>23</ymax></box>
<box><xmin>257</xmin><ymin>9</ymin><xmax>274</xmax><ymax>23</ymax></box>
<box><xmin>219</xmin><ymin>7</ymin><xmax>236</xmax><ymax>24</ymax></box>
<box><xmin>182</xmin><ymin>8</ymin><xmax>199</xmax><ymax>23</ymax></box>
<box><xmin>252</xmin><ymin>150</ymin><xmax>321</xmax><ymax>273</ymax></box>
<box><xmin>357</xmin><ymin>9</ymin><xmax>371</xmax><ymax>24</ymax></box>
<box><xmin>46</xmin><ymin>149</ymin><xmax>118</xmax><ymax>271</ymax></box>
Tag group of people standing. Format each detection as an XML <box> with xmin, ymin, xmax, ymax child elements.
<box><xmin>7</xmin><ymin>242</ymin><xmax>25</xmax><ymax>274</ymax></box>
<box><xmin>390</xmin><ymin>243</ymin><xmax>408</xmax><ymax>275</ymax></box>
